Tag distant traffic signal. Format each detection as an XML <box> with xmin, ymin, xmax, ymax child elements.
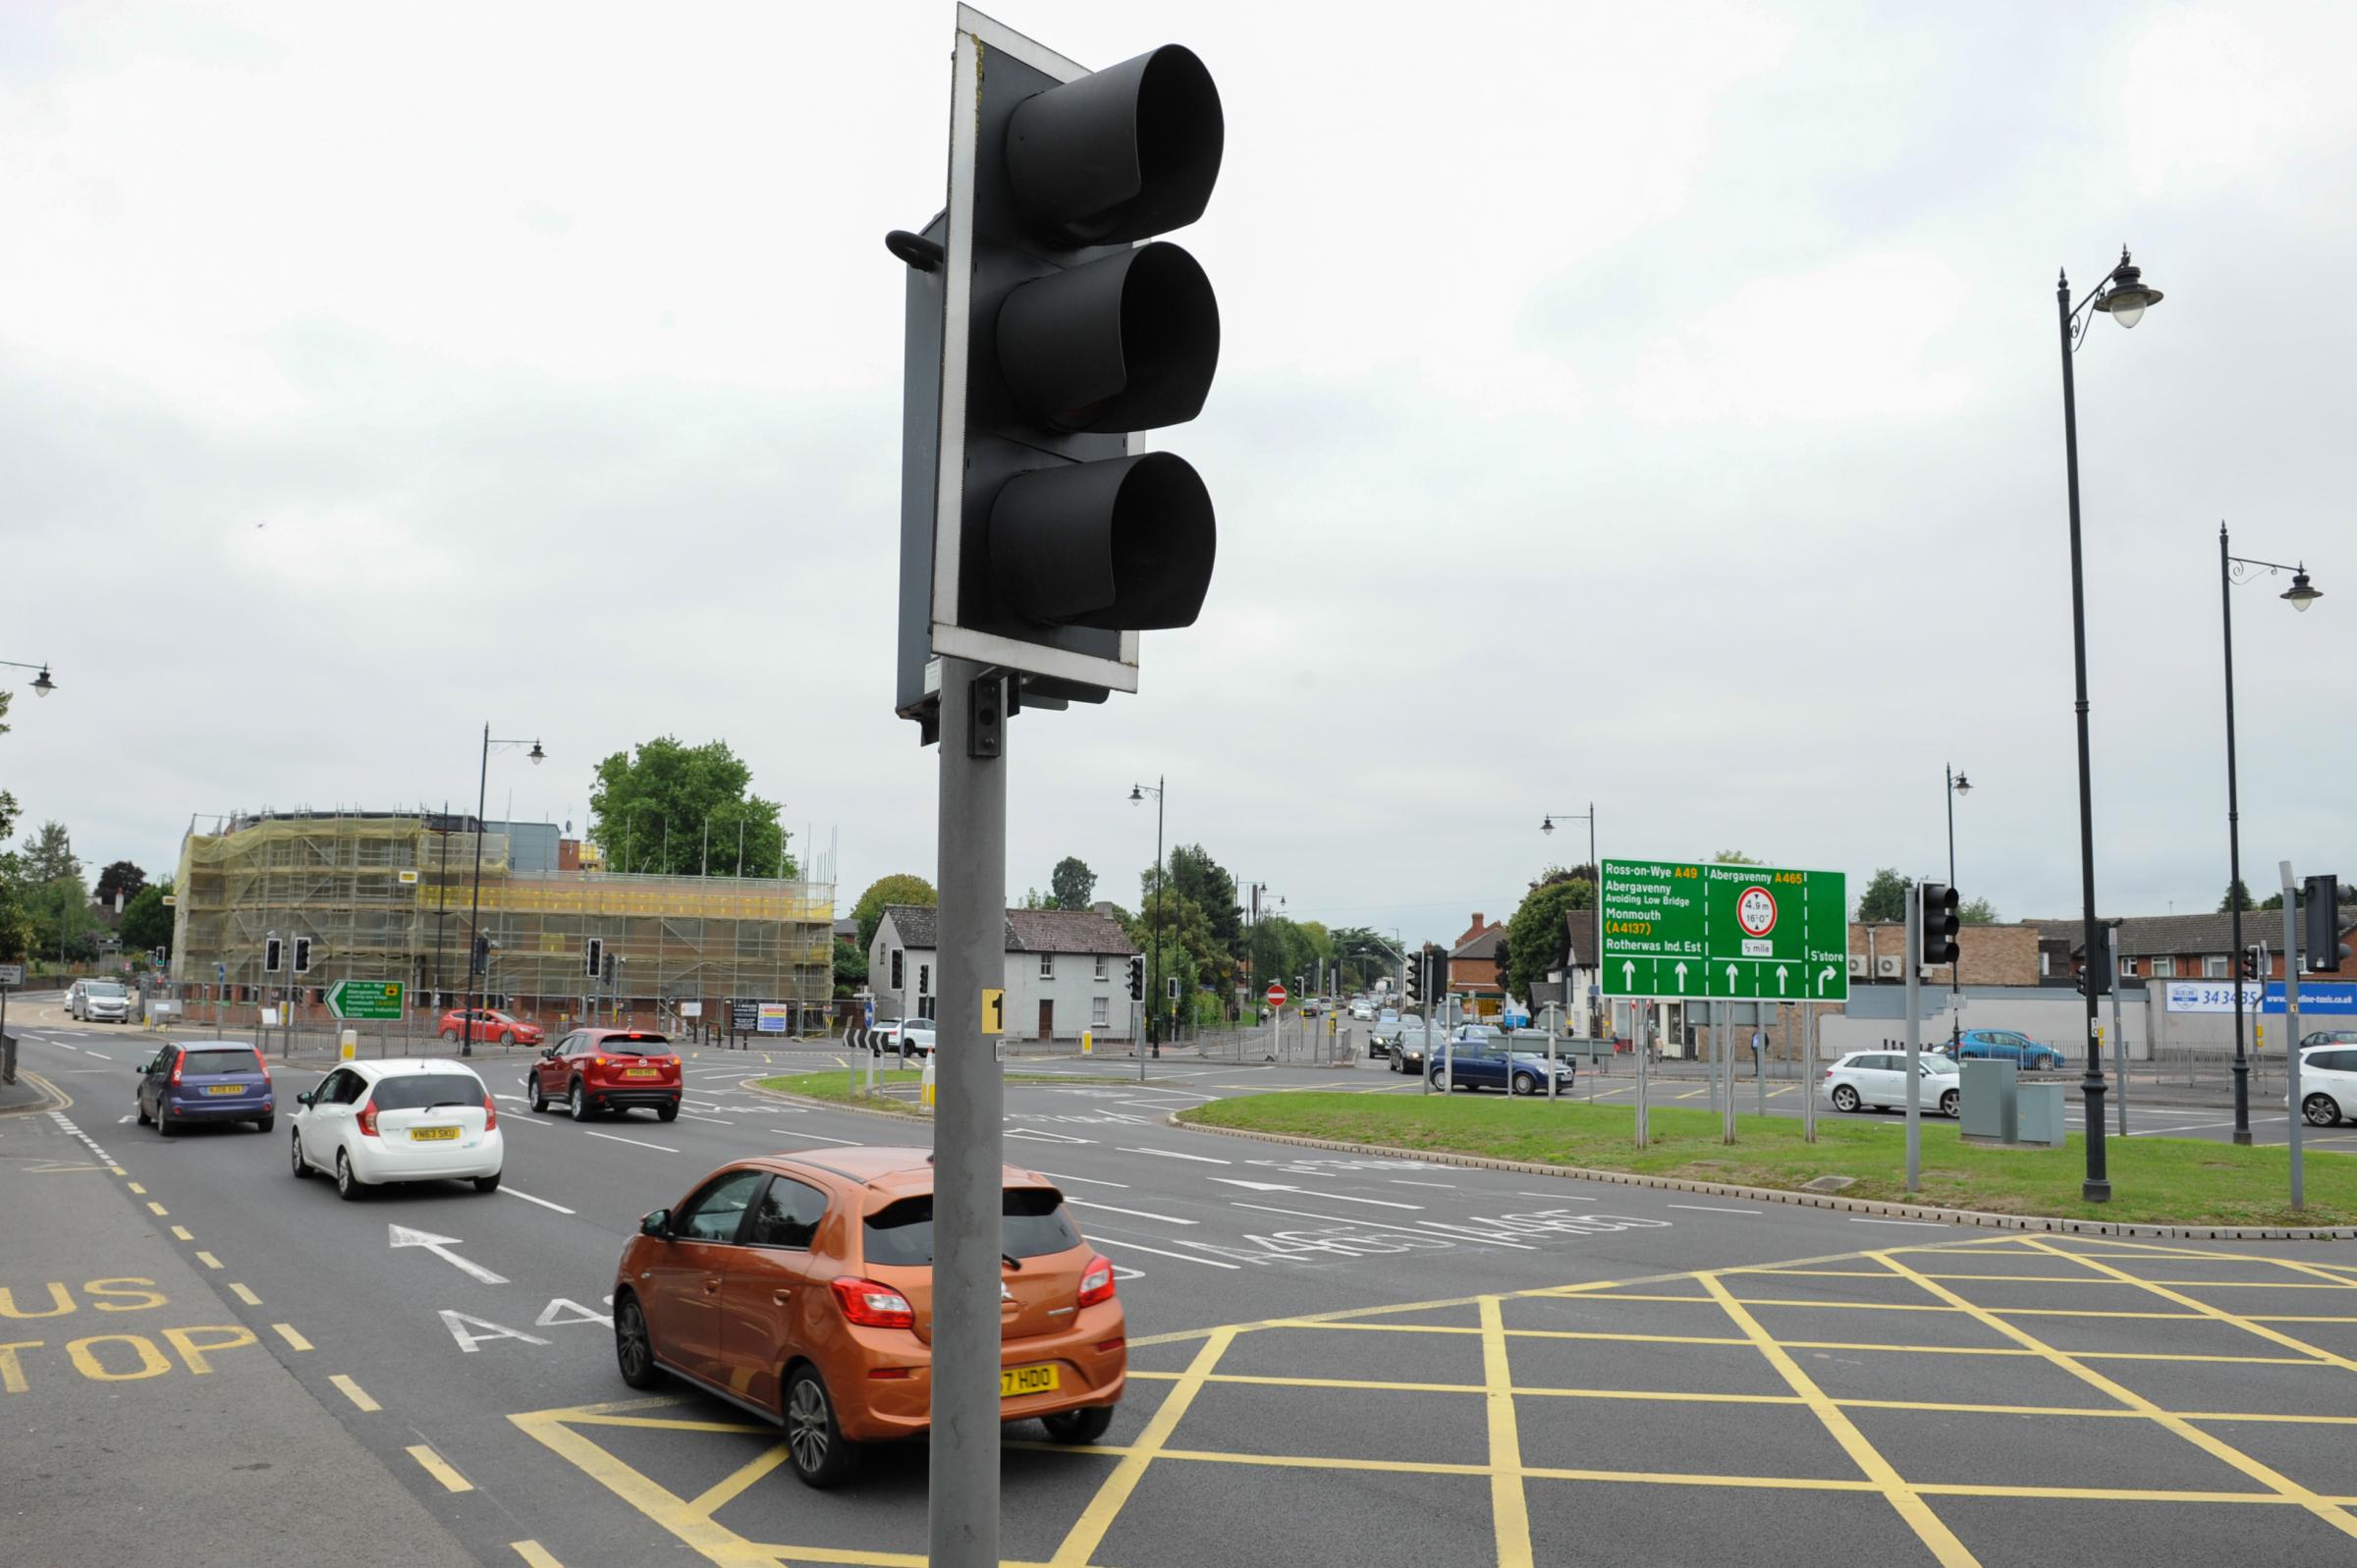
<box><xmin>585</xmin><ymin>938</ymin><xmax>604</xmax><ymax>980</ymax></box>
<box><xmin>2241</xmin><ymin>945</ymin><xmax>2263</xmax><ymax>981</ymax></box>
<box><xmin>1919</xmin><ymin>882</ymin><xmax>1960</xmax><ymax>966</ymax></box>
<box><xmin>602</xmin><ymin>951</ymin><xmax>617</xmax><ymax>987</ymax></box>
<box><xmin>2306</xmin><ymin>875</ymin><xmax>2349</xmax><ymax>971</ymax></box>
<box><xmin>894</xmin><ymin>23</ymin><xmax>1224</xmax><ymax>728</ymax></box>
<box><xmin>1127</xmin><ymin>955</ymin><xmax>1145</xmax><ymax>1000</ymax></box>
<box><xmin>292</xmin><ymin>937</ymin><xmax>312</xmax><ymax>974</ymax></box>
<box><xmin>263</xmin><ymin>936</ymin><xmax>282</xmax><ymax>974</ymax></box>
<box><xmin>471</xmin><ymin>935</ymin><xmax>490</xmax><ymax>976</ymax></box>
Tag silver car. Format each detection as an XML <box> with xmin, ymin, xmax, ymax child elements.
<box><xmin>72</xmin><ymin>980</ymin><xmax>133</xmax><ymax>1023</ymax></box>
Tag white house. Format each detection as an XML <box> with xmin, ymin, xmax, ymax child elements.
<box><xmin>869</xmin><ymin>904</ymin><xmax>1141</xmax><ymax>1042</ymax></box>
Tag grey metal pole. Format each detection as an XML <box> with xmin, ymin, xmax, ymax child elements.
<box><xmin>1722</xmin><ymin>1000</ymin><xmax>1736</xmax><ymax>1144</ymax></box>
<box><xmin>1801</xmin><ymin>1000</ymin><xmax>1816</xmax><ymax>1143</ymax></box>
<box><xmin>1946</xmin><ymin>765</ymin><xmax>1964</xmax><ymax>1053</ymax></box>
<box><xmin>1634</xmin><ymin>1001</ymin><xmax>1649</xmax><ymax>1146</ymax></box>
<box><xmin>2220</xmin><ymin>523</ymin><xmax>2254</xmax><ymax>1144</ymax></box>
<box><xmin>1904</xmin><ymin>881</ymin><xmax>1923</xmax><ymax>1193</ymax></box>
<box><xmin>464</xmin><ymin>724</ymin><xmax>489</xmax><ymax>1058</ymax></box>
<box><xmin>2109</xmin><ymin>924</ymin><xmax>2127</xmax><ymax>1136</ymax></box>
<box><xmin>1756</xmin><ymin>1018</ymin><xmax>1767</xmax><ymax>1118</ymax></box>
<box><xmin>1546</xmin><ymin>1002</ymin><xmax>1558</xmax><ymax>1102</ymax></box>
<box><xmin>930</xmin><ymin>659</ymin><xmax>1007</xmax><ymax>1568</ymax></box>
<box><xmin>2057</xmin><ymin>266</ymin><xmax>2110</xmax><ymax>1202</ymax></box>
<box><xmin>2279</xmin><ymin>861</ymin><xmax>2305</xmax><ymax>1212</ymax></box>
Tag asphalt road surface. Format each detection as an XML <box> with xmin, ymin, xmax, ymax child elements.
<box><xmin>7</xmin><ymin>1018</ymin><xmax>2357</xmax><ymax>1568</ymax></box>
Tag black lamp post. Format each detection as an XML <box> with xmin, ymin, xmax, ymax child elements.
<box><xmin>1</xmin><ymin>659</ymin><xmax>57</xmax><ymax>697</ymax></box>
<box><xmin>1540</xmin><ymin>805</ymin><xmax>1601</xmax><ymax>1035</ymax></box>
<box><xmin>464</xmin><ymin>728</ymin><xmax>543</xmax><ymax>1056</ymax></box>
<box><xmin>1946</xmin><ymin>768</ymin><xmax>1970</xmax><ymax>1049</ymax></box>
<box><xmin>2220</xmin><ymin>525</ymin><xmax>2321</xmax><ymax>1145</ymax></box>
<box><xmin>1130</xmin><ymin>780</ymin><xmax>1165</xmax><ymax>1055</ymax></box>
<box><xmin>2056</xmin><ymin>246</ymin><xmax>2165</xmax><ymax>1203</ymax></box>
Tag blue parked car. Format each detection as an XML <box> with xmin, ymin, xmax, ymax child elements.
<box><xmin>1427</xmin><ymin>1037</ymin><xmax>1577</xmax><ymax>1095</ymax></box>
<box><xmin>1949</xmin><ymin>1029</ymin><xmax>2065</xmax><ymax>1071</ymax></box>
<box><xmin>136</xmin><ymin>1040</ymin><xmax>276</xmax><ymax>1134</ymax></box>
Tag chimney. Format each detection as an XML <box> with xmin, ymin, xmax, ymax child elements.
<box><xmin>1471</xmin><ymin>912</ymin><xmax>1483</xmax><ymax>930</ymax></box>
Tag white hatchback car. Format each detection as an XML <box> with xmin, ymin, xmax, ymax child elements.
<box><xmin>2290</xmin><ymin>1044</ymin><xmax>2357</xmax><ymax>1126</ymax></box>
<box><xmin>290</xmin><ymin>1058</ymin><xmax>504</xmax><ymax>1200</ymax></box>
<box><xmin>1821</xmin><ymin>1050</ymin><xmax>1961</xmax><ymax>1117</ymax></box>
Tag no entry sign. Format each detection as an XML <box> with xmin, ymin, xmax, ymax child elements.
<box><xmin>1265</xmin><ymin>983</ymin><xmax>1288</xmax><ymax>1007</ymax></box>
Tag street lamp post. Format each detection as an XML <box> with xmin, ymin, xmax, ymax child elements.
<box><xmin>2220</xmin><ymin>524</ymin><xmax>2322</xmax><ymax>1145</ymax></box>
<box><xmin>1130</xmin><ymin>781</ymin><xmax>1166</xmax><ymax>1056</ymax></box>
<box><xmin>464</xmin><ymin>727</ymin><xmax>543</xmax><ymax>1056</ymax></box>
<box><xmin>1540</xmin><ymin>806</ymin><xmax>1601</xmax><ymax>1038</ymax></box>
<box><xmin>1946</xmin><ymin>767</ymin><xmax>1970</xmax><ymax>1050</ymax></box>
<box><xmin>2056</xmin><ymin>246</ymin><xmax>2165</xmax><ymax>1203</ymax></box>
<box><xmin>0</xmin><ymin>660</ymin><xmax>57</xmax><ymax>697</ymax></box>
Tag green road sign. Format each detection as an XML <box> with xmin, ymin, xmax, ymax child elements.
<box><xmin>1600</xmin><ymin>859</ymin><xmax>1848</xmax><ymax>1001</ymax></box>
<box><xmin>327</xmin><ymin>979</ymin><xmax>405</xmax><ymax>1021</ymax></box>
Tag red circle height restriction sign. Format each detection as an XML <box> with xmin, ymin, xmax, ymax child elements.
<box><xmin>1266</xmin><ymin>983</ymin><xmax>1288</xmax><ymax>1006</ymax></box>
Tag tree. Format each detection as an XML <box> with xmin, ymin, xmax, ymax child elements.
<box><xmin>832</xmin><ymin>937</ymin><xmax>868</xmax><ymax>998</ymax></box>
<box><xmin>587</xmin><ymin>737</ymin><xmax>793</xmax><ymax>880</ymax></box>
<box><xmin>1958</xmin><ymin>896</ymin><xmax>1999</xmax><ymax>925</ymax></box>
<box><xmin>1165</xmin><ymin>844</ymin><xmax>1240</xmax><ymax>949</ymax></box>
<box><xmin>2220</xmin><ymin>881</ymin><xmax>2257</xmax><ymax>914</ymax></box>
<box><xmin>0</xmin><ymin>688</ymin><xmax>17</xmax><ymax>846</ymax></box>
<box><xmin>1856</xmin><ymin>868</ymin><xmax>1908</xmax><ymax>923</ymax></box>
<box><xmin>1504</xmin><ymin>867</ymin><xmax>1596</xmax><ymax>1001</ymax></box>
<box><xmin>120</xmin><ymin>880</ymin><xmax>174</xmax><ymax>955</ymax></box>
<box><xmin>1017</xmin><ymin>887</ymin><xmax>1052</xmax><ymax>910</ymax></box>
<box><xmin>0</xmin><ymin>693</ymin><xmax>25</xmax><ymax>960</ymax></box>
<box><xmin>94</xmin><ymin>860</ymin><xmax>146</xmax><ymax>912</ymax></box>
<box><xmin>852</xmin><ymin>874</ymin><xmax>937</xmax><ymax>954</ymax></box>
<box><xmin>1711</xmin><ymin>850</ymin><xmax>1762</xmax><ymax>865</ymax></box>
<box><xmin>2260</xmin><ymin>890</ymin><xmax>2285</xmax><ymax>911</ymax></box>
<box><xmin>1050</xmin><ymin>856</ymin><xmax>1096</xmax><ymax>910</ymax></box>
<box><xmin>20</xmin><ymin>821</ymin><xmax>79</xmax><ymax>886</ymax></box>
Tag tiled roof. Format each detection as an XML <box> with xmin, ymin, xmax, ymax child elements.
<box><xmin>2030</xmin><ymin>907</ymin><xmax>2355</xmax><ymax>960</ymax></box>
<box><xmin>880</xmin><ymin>903</ymin><xmax>1136</xmax><ymax>956</ymax></box>
<box><xmin>1452</xmin><ymin>923</ymin><xmax>1504</xmax><ymax>961</ymax></box>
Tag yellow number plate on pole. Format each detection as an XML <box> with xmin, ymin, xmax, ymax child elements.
<box><xmin>981</xmin><ymin>988</ymin><xmax>1005</xmax><ymax>1036</ymax></box>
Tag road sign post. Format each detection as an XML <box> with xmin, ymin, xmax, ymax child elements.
<box><xmin>326</xmin><ymin>980</ymin><xmax>404</xmax><ymax>1022</ymax></box>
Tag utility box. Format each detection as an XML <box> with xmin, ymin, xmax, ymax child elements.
<box><xmin>1959</xmin><ymin>1059</ymin><xmax>2018</xmax><ymax>1144</ymax></box>
<box><xmin>2015</xmin><ymin>1083</ymin><xmax>2066</xmax><ymax>1148</ymax></box>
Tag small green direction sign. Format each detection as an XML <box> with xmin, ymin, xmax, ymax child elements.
<box><xmin>328</xmin><ymin>979</ymin><xmax>405</xmax><ymax>1021</ymax></box>
<box><xmin>1600</xmin><ymin>859</ymin><xmax>1848</xmax><ymax>1001</ymax></box>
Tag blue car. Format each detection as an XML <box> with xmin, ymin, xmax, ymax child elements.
<box><xmin>1427</xmin><ymin>1038</ymin><xmax>1577</xmax><ymax>1095</ymax></box>
<box><xmin>1950</xmin><ymin>1029</ymin><xmax>2065</xmax><ymax>1071</ymax></box>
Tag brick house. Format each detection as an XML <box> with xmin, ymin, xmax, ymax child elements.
<box><xmin>1845</xmin><ymin>922</ymin><xmax>2043</xmax><ymax>987</ymax></box>
<box><xmin>2031</xmin><ymin>906</ymin><xmax>2357</xmax><ymax>984</ymax></box>
<box><xmin>1449</xmin><ymin>912</ymin><xmax>1506</xmax><ymax>1012</ymax></box>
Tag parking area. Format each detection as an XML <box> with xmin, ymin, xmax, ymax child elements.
<box><xmin>510</xmin><ymin>1232</ymin><xmax>2357</xmax><ymax>1567</ymax></box>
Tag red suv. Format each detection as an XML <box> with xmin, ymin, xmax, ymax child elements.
<box><xmin>529</xmin><ymin>1028</ymin><xmax>682</xmax><ymax>1121</ymax></box>
<box><xmin>437</xmin><ymin>1008</ymin><xmax>545</xmax><ymax>1048</ymax></box>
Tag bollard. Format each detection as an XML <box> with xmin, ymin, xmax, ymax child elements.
<box><xmin>921</xmin><ymin>1058</ymin><xmax>938</xmax><ymax>1108</ymax></box>
<box><xmin>339</xmin><ymin>1028</ymin><xmax>358</xmax><ymax>1062</ymax></box>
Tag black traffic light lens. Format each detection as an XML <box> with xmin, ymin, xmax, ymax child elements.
<box><xmin>989</xmin><ymin>451</ymin><xmax>1215</xmax><ymax>629</ymax></box>
<box><xmin>997</xmin><ymin>242</ymin><xmax>1219</xmax><ymax>433</ymax></box>
<box><xmin>1005</xmin><ymin>44</ymin><xmax>1223</xmax><ymax>245</ymax></box>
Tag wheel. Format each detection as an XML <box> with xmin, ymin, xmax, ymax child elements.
<box><xmin>1940</xmin><ymin>1090</ymin><xmax>1960</xmax><ymax>1119</ymax></box>
<box><xmin>1041</xmin><ymin>1405</ymin><xmax>1116</xmax><ymax>1444</ymax></box>
<box><xmin>570</xmin><ymin>1081</ymin><xmax>591</xmax><ymax>1120</ymax></box>
<box><xmin>1427</xmin><ymin>1071</ymin><xmax>1447</xmax><ymax>1091</ymax></box>
<box><xmin>290</xmin><ymin>1130</ymin><xmax>310</xmax><ymax>1178</ymax></box>
<box><xmin>1511</xmin><ymin>1073</ymin><xmax>1539</xmax><ymax>1097</ymax></box>
<box><xmin>254</xmin><ymin>1115</ymin><xmax>274</xmax><ymax>1134</ymax></box>
<box><xmin>614</xmin><ymin>1294</ymin><xmax>664</xmax><ymax>1390</ymax></box>
<box><xmin>472</xmin><ymin>1171</ymin><xmax>502</xmax><ymax>1193</ymax></box>
<box><xmin>499</xmin><ymin>1030</ymin><xmax>515</xmax><ymax>1046</ymax></box>
<box><xmin>335</xmin><ymin>1148</ymin><xmax>364</xmax><ymax>1201</ymax></box>
<box><xmin>2303</xmin><ymin>1094</ymin><xmax>2343</xmax><ymax>1127</ymax></box>
<box><xmin>136</xmin><ymin>1098</ymin><xmax>152</xmax><ymax>1127</ymax></box>
<box><xmin>440</xmin><ymin>1029</ymin><xmax>459</xmax><ymax>1043</ymax></box>
<box><xmin>1831</xmin><ymin>1084</ymin><xmax>1861</xmax><ymax>1112</ymax></box>
<box><xmin>657</xmin><ymin>1104</ymin><xmax>679</xmax><ymax>1123</ymax></box>
<box><xmin>784</xmin><ymin>1366</ymin><xmax>855</xmax><ymax>1488</ymax></box>
<box><xmin>528</xmin><ymin>1076</ymin><xmax>548</xmax><ymax>1113</ymax></box>
<box><xmin>156</xmin><ymin>1106</ymin><xmax>176</xmax><ymax>1136</ymax></box>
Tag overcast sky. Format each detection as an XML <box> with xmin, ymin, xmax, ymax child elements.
<box><xmin>4</xmin><ymin>0</ymin><xmax>2351</xmax><ymax>951</ymax></box>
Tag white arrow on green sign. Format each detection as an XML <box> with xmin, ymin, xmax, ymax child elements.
<box><xmin>328</xmin><ymin>980</ymin><xmax>405</xmax><ymax>1021</ymax></box>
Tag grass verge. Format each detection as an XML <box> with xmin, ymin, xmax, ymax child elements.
<box><xmin>1177</xmin><ymin>1094</ymin><xmax>2357</xmax><ymax>1227</ymax></box>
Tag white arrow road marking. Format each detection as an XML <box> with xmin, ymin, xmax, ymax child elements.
<box><xmin>1209</xmin><ymin>1177</ymin><xmax>1422</xmax><ymax>1210</ymax></box>
<box><xmin>1088</xmin><ymin>1235</ymin><xmax>1238</xmax><ymax>1270</ymax></box>
<box><xmin>389</xmin><ymin>1224</ymin><xmax>510</xmax><ymax>1285</ymax></box>
<box><xmin>1674</xmin><ymin>962</ymin><xmax>1689</xmax><ymax>990</ymax></box>
<box><xmin>437</xmin><ymin>1310</ymin><xmax>548</xmax><ymax>1354</ymax></box>
<box><xmin>534</xmin><ymin>1297</ymin><xmax>613</xmax><ymax>1328</ymax></box>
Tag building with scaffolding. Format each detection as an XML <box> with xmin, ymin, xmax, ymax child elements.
<box><xmin>170</xmin><ymin>810</ymin><xmax>835</xmax><ymax>1032</ymax></box>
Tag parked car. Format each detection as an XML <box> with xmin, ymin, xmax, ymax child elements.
<box><xmin>1350</xmin><ymin>1003</ymin><xmax>1374</xmax><ymax>1021</ymax></box>
<box><xmin>2299</xmin><ymin>1030</ymin><xmax>2357</xmax><ymax>1052</ymax></box>
<box><xmin>611</xmin><ymin>1146</ymin><xmax>1124</xmax><ymax>1487</ymax></box>
<box><xmin>1820</xmin><ymin>1050</ymin><xmax>1961</xmax><ymax>1116</ymax></box>
<box><xmin>1378</xmin><ymin>1017</ymin><xmax>1433</xmax><ymax>1070</ymax></box>
<box><xmin>868</xmin><ymin>1020</ymin><xmax>937</xmax><ymax>1059</ymax></box>
<box><xmin>71</xmin><ymin>979</ymin><xmax>133</xmax><ymax>1023</ymax></box>
<box><xmin>1949</xmin><ymin>1029</ymin><xmax>2065</xmax><ymax>1071</ymax></box>
<box><xmin>136</xmin><ymin>1041</ymin><xmax>275</xmax><ymax>1134</ymax></box>
<box><xmin>1426</xmin><ymin>1037</ymin><xmax>1577</xmax><ymax>1095</ymax></box>
<box><xmin>437</xmin><ymin>1007</ymin><xmax>545</xmax><ymax>1048</ymax></box>
<box><xmin>2290</xmin><ymin>1043</ymin><xmax>2357</xmax><ymax>1126</ymax></box>
<box><xmin>291</xmin><ymin>1057</ymin><xmax>502</xmax><ymax>1199</ymax></box>
<box><xmin>528</xmin><ymin>1028</ymin><xmax>683</xmax><ymax>1120</ymax></box>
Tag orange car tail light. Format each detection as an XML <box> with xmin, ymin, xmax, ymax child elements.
<box><xmin>1076</xmin><ymin>1254</ymin><xmax>1117</xmax><ymax>1308</ymax></box>
<box><xmin>830</xmin><ymin>1276</ymin><xmax>916</xmax><ymax>1329</ymax></box>
<box><xmin>482</xmin><ymin>1092</ymin><xmax>498</xmax><ymax>1131</ymax></box>
<box><xmin>356</xmin><ymin>1101</ymin><xmax>380</xmax><ymax>1137</ymax></box>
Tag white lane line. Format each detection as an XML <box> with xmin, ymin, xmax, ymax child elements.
<box><xmin>1209</xmin><ymin>1178</ymin><xmax>1422</xmax><ymax>1210</ymax></box>
<box><xmin>501</xmin><ymin>1187</ymin><xmax>576</xmax><ymax>1215</ymax></box>
<box><xmin>82</xmin><ymin>1052</ymin><xmax>110</xmax><ymax>1060</ymax></box>
<box><xmin>1847</xmin><ymin>1217</ymin><xmax>1952</xmax><ymax>1228</ymax></box>
<box><xmin>679</xmin><ymin>1113</ymin><xmax>733</xmax><ymax>1125</ymax></box>
<box><xmin>1087</xmin><ymin>1234</ymin><xmax>1239</xmax><ymax>1270</ymax></box>
<box><xmin>1025</xmin><ymin>1168</ymin><xmax>1129</xmax><ymax>1188</ymax></box>
<box><xmin>582</xmin><ymin>1129</ymin><xmax>680</xmax><ymax>1153</ymax></box>
<box><xmin>773</xmin><ymin>1129</ymin><xmax>868</xmax><ymax>1145</ymax></box>
<box><xmin>494</xmin><ymin>1094</ymin><xmax>532</xmax><ymax>1106</ymax></box>
<box><xmin>1390</xmin><ymin>1179</ymin><xmax>1457</xmax><ymax>1189</ymax></box>
<box><xmin>1226</xmin><ymin>1201</ymin><xmax>1538</xmax><ymax>1250</ymax></box>
<box><xmin>1667</xmin><ymin>1204</ymin><xmax>1763</xmax><ymax>1216</ymax></box>
<box><xmin>1064</xmin><ymin>1198</ymin><xmax>1198</xmax><ymax>1226</ymax></box>
<box><xmin>1117</xmin><ymin>1146</ymin><xmax>1231</xmax><ymax>1164</ymax></box>
<box><xmin>53</xmin><ymin>1043</ymin><xmax>78</xmax><ymax>1053</ymax></box>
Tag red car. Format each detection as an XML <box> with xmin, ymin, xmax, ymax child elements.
<box><xmin>437</xmin><ymin>1008</ymin><xmax>545</xmax><ymax>1048</ymax></box>
<box><xmin>529</xmin><ymin>1028</ymin><xmax>682</xmax><ymax>1121</ymax></box>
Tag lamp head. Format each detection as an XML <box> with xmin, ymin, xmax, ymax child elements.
<box><xmin>1952</xmin><ymin>773</ymin><xmax>1972</xmax><ymax>796</ymax></box>
<box><xmin>527</xmin><ymin>740</ymin><xmax>546</xmax><ymax>765</ymax></box>
<box><xmin>30</xmin><ymin>666</ymin><xmax>55</xmax><ymax>697</ymax></box>
<box><xmin>2094</xmin><ymin>248</ymin><xmax>2163</xmax><ymax>328</ymax></box>
<box><xmin>1129</xmin><ymin>785</ymin><xmax>1143</xmax><ymax>804</ymax></box>
<box><xmin>1541</xmin><ymin>816</ymin><xmax>1556</xmax><ymax>836</ymax></box>
<box><xmin>2282</xmin><ymin>568</ymin><xmax>2321</xmax><ymax>611</ymax></box>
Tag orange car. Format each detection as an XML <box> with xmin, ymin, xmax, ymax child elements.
<box><xmin>610</xmin><ymin>1146</ymin><xmax>1124</xmax><ymax>1487</ymax></box>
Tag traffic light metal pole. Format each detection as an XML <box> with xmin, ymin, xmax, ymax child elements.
<box><xmin>1946</xmin><ymin>766</ymin><xmax>1963</xmax><ymax>1051</ymax></box>
<box><xmin>1904</xmin><ymin>882</ymin><xmax>1923</xmax><ymax>1194</ymax></box>
<box><xmin>2278</xmin><ymin>861</ymin><xmax>2305</xmax><ymax>1212</ymax></box>
<box><xmin>2221</xmin><ymin>523</ymin><xmax>2253</xmax><ymax>1144</ymax></box>
<box><xmin>932</xmin><ymin>659</ymin><xmax>1008</xmax><ymax>1568</ymax></box>
<box><xmin>2056</xmin><ymin>266</ymin><xmax>2110</xmax><ymax>1202</ymax></box>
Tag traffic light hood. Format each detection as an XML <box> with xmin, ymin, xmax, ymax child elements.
<box><xmin>997</xmin><ymin>242</ymin><xmax>1219</xmax><ymax>433</ymax></box>
<box><xmin>988</xmin><ymin>452</ymin><xmax>1215</xmax><ymax>629</ymax></box>
<box><xmin>1006</xmin><ymin>44</ymin><xmax>1223</xmax><ymax>245</ymax></box>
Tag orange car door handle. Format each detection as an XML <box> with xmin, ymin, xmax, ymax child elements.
<box><xmin>772</xmin><ymin>1289</ymin><xmax>794</xmax><ymax>1305</ymax></box>
<box><xmin>703</xmin><ymin>1276</ymin><xmax>722</xmax><ymax>1293</ymax></box>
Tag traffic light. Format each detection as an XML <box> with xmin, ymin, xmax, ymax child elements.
<box><xmin>895</xmin><ymin>18</ymin><xmax>1224</xmax><ymax>730</ymax></box>
<box><xmin>1126</xmin><ymin>954</ymin><xmax>1145</xmax><ymax>1000</ymax></box>
<box><xmin>471</xmin><ymin>934</ymin><xmax>490</xmax><ymax>976</ymax></box>
<box><xmin>263</xmin><ymin>936</ymin><xmax>282</xmax><ymax>974</ymax></box>
<box><xmin>292</xmin><ymin>937</ymin><xmax>312</xmax><ymax>974</ymax></box>
<box><xmin>1919</xmin><ymin>882</ymin><xmax>1960</xmax><ymax>966</ymax></box>
<box><xmin>602</xmin><ymin>951</ymin><xmax>617</xmax><ymax>987</ymax></box>
<box><xmin>2241</xmin><ymin>945</ymin><xmax>2262</xmax><ymax>981</ymax></box>
<box><xmin>2305</xmin><ymin>875</ymin><xmax>2349</xmax><ymax>971</ymax></box>
<box><xmin>585</xmin><ymin>938</ymin><xmax>604</xmax><ymax>980</ymax></box>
